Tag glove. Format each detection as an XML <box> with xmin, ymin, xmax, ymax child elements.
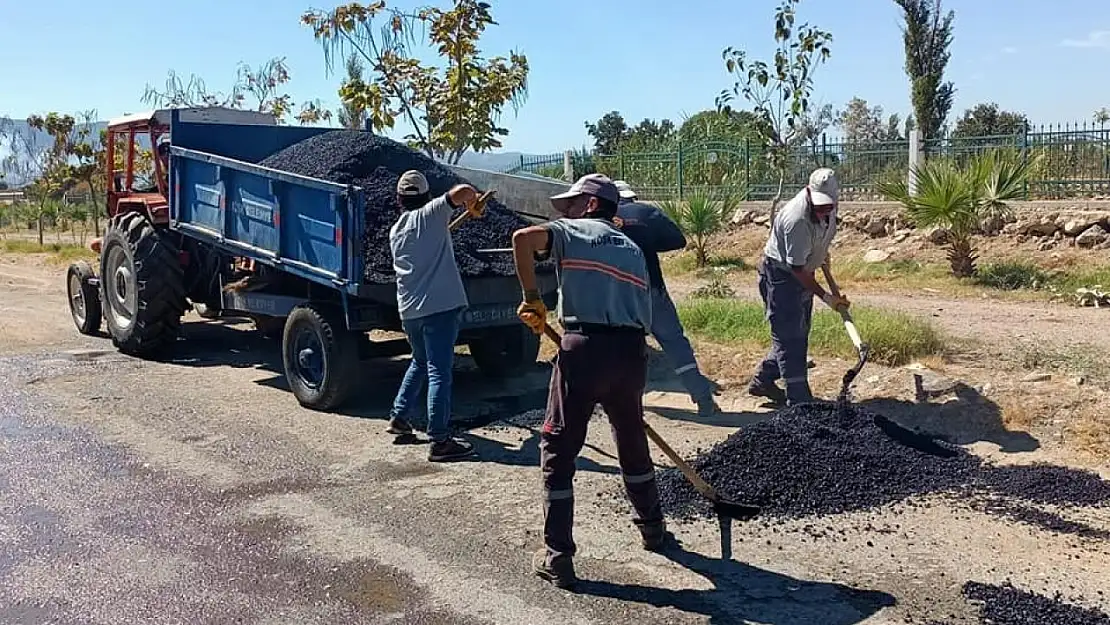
<box><xmin>822</xmin><ymin>292</ymin><xmax>851</xmax><ymax>312</ymax></box>
<box><xmin>517</xmin><ymin>296</ymin><xmax>547</xmax><ymax>335</ymax></box>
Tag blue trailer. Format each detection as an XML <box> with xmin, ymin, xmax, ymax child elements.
<box><xmin>66</xmin><ymin>108</ymin><xmax>557</xmax><ymax>411</ymax></box>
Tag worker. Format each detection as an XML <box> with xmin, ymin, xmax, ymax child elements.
<box><xmin>612</xmin><ymin>180</ymin><xmax>722</xmax><ymax>417</ymax></box>
<box><xmin>512</xmin><ymin>173</ymin><xmax>665</xmax><ymax>590</ymax></box>
<box><xmin>748</xmin><ymin>167</ymin><xmax>850</xmax><ymax>406</ymax></box>
<box><xmin>386</xmin><ymin>170</ymin><xmax>482</xmax><ymax>462</ymax></box>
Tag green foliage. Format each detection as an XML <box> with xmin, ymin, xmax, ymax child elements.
<box><xmin>879</xmin><ymin>150</ymin><xmax>1037</xmax><ymax>276</ymax></box>
<box><xmin>142</xmin><ymin>57</ymin><xmax>331</xmax><ymax>125</ymax></box>
<box><xmin>836</xmin><ymin>97</ymin><xmax>904</xmax><ymax>144</ymax></box>
<box><xmin>584</xmin><ymin>112</ymin><xmax>676</xmax><ymax>154</ymax></box>
<box><xmin>303</xmin><ymin>1</ymin><xmax>529</xmax><ymax>163</ymax></box>
<box><xmin>974</xmin><ymin>261</ymin><xmax>1052</xmax><ymax>290</ymax></box>
<box><xmin>677</xmin><ymin>298</ymin><xmax>945</xmax><ymax>366</ymax></box>
<box><xmin>690</xmin><ymin>276</ymin><xmax>737</xmax><ymax>299</ymax></box>
<box><xmin>337</xmin><ymin>54</ymin><xmax>369</xmax><ymax>129</ymax></box>
<box><xmin>895</xmin><ymin>0</ymin><xmax>955</xmax><ymax>142</ymax></box>
<box><xmin>658</xmin><ymin>188</ymin><xmax>745</xmax><ymax>267</ymax></box>
<box><xmin>952</xmin><ymin>103</ymin><xmax>1029</xmax><ymax>139</ymax></box>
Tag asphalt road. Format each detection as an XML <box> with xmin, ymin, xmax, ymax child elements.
<box><xmin>0</xmin><ymin>315</ymin><xmax>906</xmax><ymax>625</ymax></box>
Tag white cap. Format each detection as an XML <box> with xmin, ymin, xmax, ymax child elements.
<box><xmin>613</xmin><ymin>180</ymin><xmax>637</xmax><ymax>199</ymax></box>
<box><xmin>808</xmin><ymin>168</ymin><xmax>838</xmax><ymax>206</ymax></box>
<box><xmin>396</xmin><ymin>170</ymin><xmax>430</xmax><ymax>196</ymax></box>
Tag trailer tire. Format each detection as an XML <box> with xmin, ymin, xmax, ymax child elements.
<box><xmin>100</xmin><ymin>212</ymin><xmax>187</xmax><ymax>357</ymax></box>
<box><xmin>66</xmin><ymin>260</ymin><xmax>102</xmax><ymax>335</ymax></box>
<box><xmin>468</xmin><ymin>325</ymin><xmax>541</xmax><ymax>378</ymax></box>
<box><xmin>282</xmin><ymin>305</ymin><xmax>360</xmax><ymax>411</ymax></box>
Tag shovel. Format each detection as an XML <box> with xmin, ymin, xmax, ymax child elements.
<box><xmin>821</xmin><ymin>265</ymin><xmax>871</xmax><ymax>403</ymax></box>
<box><xmin>448</xmin><ymin>189</ymin><xmax>496</xmax><ymax>231</ymax></box>
<box><xmin>533</xmin><ymin>320</ymin><xmax>761</xmax><ymax>526</ymax></box>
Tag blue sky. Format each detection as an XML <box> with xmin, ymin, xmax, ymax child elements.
<box><xmin>2</xmin><ymin>0</ymin><xmax>1109</xmax><ymax>153</ymax></box>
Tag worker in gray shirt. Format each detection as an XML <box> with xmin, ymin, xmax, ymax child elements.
<box><xmin>748</xmin><ymin>168</ymin><xmax>850</xmax><ymax>406</ymax></box>
<box><xmin>512</xmin><ymin>173</ymin><xmax>665</xmax><ymax>590</ymax></box>
<box><xmin>387</xmin><ymin>170</ymin><xmax>483</xmax><ymax>462</ymax></box>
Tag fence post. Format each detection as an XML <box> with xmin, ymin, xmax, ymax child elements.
<box><xmin>676</xmin><ymin>141</ymin><xmax>684</xmax><ymax>200</ymax></box>
<box><xmin>563</xmin><ymin>151</ymin><xmax>573</xmax><ymax>182</ymax></box>
<box><xmin>821</xmin><ymin>133</ymin><xmax>828</xmax><ymax>167</ymax></box>
<box><xmin>744</xmin><ymin>137</ymin><xmax>751</xmax><ymax>193</ymax></box>
<box><xmin>619</xmin><ymin>153</ymin><xmax>626</xmax><ymax>180</ymax></box>
<box><xmin>908</xmin><ymin>129</ymin><xmax>924</xmax><ymax>196</ymax></box>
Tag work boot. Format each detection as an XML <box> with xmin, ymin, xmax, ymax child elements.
<box><xmin>532</xmin><ymin>549</ymin><xmax>577</xmax><ymax>589</ymax></box>
<box><xmin>696</xmin><ymin>396</ymin><xmax>721</xmax><ymax>417</ymax></box>
<box><xmin>747</xmin><ymin>380</ymin><xmax>787</xmax><ymax>406</ymax></box>
<box><xmin>386</xmin><ymin>416</ymin><xmax>414</xmax><ymax>435</ymax></box>
<box><xmin>428</xmin><ymin>437</ymin><xmax>475</xmax><ymax>462</ymax></box>
<box><xmin>639</xmin><ymin>522</ymin><xmax>669</xmax><ymax>552</ymax></box>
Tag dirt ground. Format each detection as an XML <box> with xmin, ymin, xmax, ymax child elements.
<box><xmin>1</xmin><ymin>249</ymin><xmax>1108</xmax><ymax>624</ymax></box>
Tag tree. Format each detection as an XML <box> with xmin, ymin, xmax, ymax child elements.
<box><xmin>951</xmin><ymin>103</ymin><xmax>1029</xmax><ymax>139</ymax></box>
<box><xmin>659</xmin><ymin>189</ymin><xmax>745</xmax><ymax>268</ymax></box>
<box><xmin>142</xmin><ymin>57</ymin><xmax>333</xmax><ymax>125</ymax></box>
<box><xmin>303</xmin><ymin>1</ymin><xmax>529</xmax><ymax>164</ymax></box>
<box><xmin>70</xmin><ymin>110</ymin><xmax>106</xmax><ymax>237</ymax></box>
<box><xmin>716</xmin><ymin>0</ymin><xmax>833</xmax><ymax>219</ymax></box>
<box><xmin>836</xmin><ymin>97</ymin><xmax>902</xmax><ymax>144</ymax></box>
<box><xmin>337</xmin><ymin>54</ymin><xmax>369</xmax><ymax>129</ymax></box>
<box><xmin>0</xmin><ymin>113</ymin><xmax>79</xmax><ymax>245</ymax></box>
<box><xmin>677</xmin><ymin>109</ymin><xmax>768</xmax><ymax>146</ymax></box>
<box><xmin>879</xmin><ymin>150</ymin><xmax>1037</xmax><ymax>277</ymax></box>
<box><xmin>895</xmin><ymin>0</ymin><xmax>955</xmax><ymax>143</ymax></box>
<box><xmin>1095</xmin><ymin>108</ymin><xmax>1110</xmax><ymax>125</ymax></box>
<box><xmin>585</xmin><ymin>111</ymin><xmax>629</xmax><ymax>153</ymax></box>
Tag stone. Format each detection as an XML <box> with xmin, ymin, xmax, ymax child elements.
<box><xmin>862</xmin><ymin>217</ymin><xmax>889</xmax><ymax>236</ymax></box>
<box><xmin>1076</xmin><ymin>225</ymin><xmax>1108</xmax><ymax>248</ymax></box>
<box><xmin>753</xmin><ymin>214</ymin><xmax>771</xmax><ymax>227</ymax></box>
<box><xmin>1062</xmin><ymin>218</ymin><xmax>1098</xmax><ymax>237</ymax></box>
<box><xmin>1021</xmin><ymin>372</ymin><xmax>1051</xmax><ymax>383</ymax></box>
<box><xmin>1037</xmin><ymin>241</ymin><xmax>1055</xmax><ymax>252</ymax></box>
<box><xmin>732</xmin><ymin>209</ymin><xmax>756</xmax><ymax>226</ymax></box>
<box><xmin>913</xmin><ymin>372</ymin><xmax>960</xmax><ymax>401</ymax></box>
<box><xmin>863</xmin><ymin>249</ymin><xmax>892</xmax><ymax>263</ymax></box>
<box><xmin>925</xmin><ymin>226</ymin><xmax>949</xmax><ymax>244</ymax></box>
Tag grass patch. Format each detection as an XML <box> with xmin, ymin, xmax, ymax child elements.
<box><xmin>1053</xmin><ymin>265</ymin><xmax>1110</xmax><ymax>292</ymax></box>
<box><xmin>676</xmin><ymin>297</ymin><xmax>946</xmax><ymax>366</ymax></box>
<box><xmin>974</xmin><ymin>261</ymin><xmax>1053</xmax><ymax>290</ymax></box>
<box><xmin>0</xmin><ymin>239</ymin><xmax>96</xmax><ymax>263</ymax></box>
<box><xmin>1016</xmin><ymin>343</ymin><xmax>1108</xmax><ymax>383</ymax></box>
<box><xmin>663</xmin><ymin>251</ymin><xmax>752</xmax><ymax>276</ymax></box>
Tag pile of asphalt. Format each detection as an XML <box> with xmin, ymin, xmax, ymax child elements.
<box><xmin>951</xmin><ymin>581</ymin><xmax>1110</xmax><ymax>625</ymax></box>
<box><xmin>657</xmin><ymin>403</ymin><xmax>1110</xmax><ymax>528</ymax></box>
<box><xmin>259</xmin><ymin>131</ymin><xmax>537</xmax><ymax>284</ymax></box>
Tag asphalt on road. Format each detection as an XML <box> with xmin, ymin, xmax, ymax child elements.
<box><xmin>0</xmin><ymin>318</ymin><xmax>901</xmax><ymax>625</ymax></box>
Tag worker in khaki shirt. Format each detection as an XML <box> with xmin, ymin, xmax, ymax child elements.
<box><xmin>748</xmin><ymin>168</ymin><xmax>850</xmax><ymax>406</ymax></box>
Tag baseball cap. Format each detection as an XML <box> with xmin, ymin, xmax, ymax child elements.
<box><xmin>550</xmin><ymin>173</ymin><xmax>620</xmax><ymax>212</ymax></box>
<box><xmin>613</xmin><ymin>180</ymin><xmax>637</xmax><ymax>199</ymax></box>
<box><xmin>808</xmin><ymin>168</ymin><xmax>839</xmax><ymax>206</ymax></box>
<box><xmin>396</xmin><ymin>170</ymin><xmax>430</xmax><ymax>196</ymax></box>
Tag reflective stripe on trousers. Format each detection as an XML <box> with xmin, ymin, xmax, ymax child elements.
<box><xmin>753</xmin><ymin>260</ymin><xmax>814</xmax><ymax>403</ymax></box>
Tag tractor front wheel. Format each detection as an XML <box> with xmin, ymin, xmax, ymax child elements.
<box><xmin>66</xmin><ymin>261</ymin><xmax>102</xmax><ymax>335</ymax></box>
<box><xmin>100</xmin><ymin>212</ymin><xmax>187</xmax><ymax>357</ymax></box>
<box><xmin>281</xmin><ymin>304</ymin><xmax>360</xmax><ymax>411</ymax></box>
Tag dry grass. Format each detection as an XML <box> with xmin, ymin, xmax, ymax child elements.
<box><xmin>0</xmin><ymin>239</ymin><xmax>96</xmax><ymax>264</ymax></box>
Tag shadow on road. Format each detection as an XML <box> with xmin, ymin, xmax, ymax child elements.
<box><xmin>576</xmin><ymin>536</ymin><xmax>896</xmax><ymax>625</ymax></box>
<box><xmin>857</xmin><ymin>382</ymin><xmax>1040</xmax><ymax>453</ymax></box>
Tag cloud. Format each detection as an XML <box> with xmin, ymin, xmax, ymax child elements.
<box><xmin>1001</xmin><ymin>46</ymin><xmax>1018</xmax><ymax>54</ymax></box>
<box><xmin>1061</xmin><ymin>30</ymin><xmax>1110</xmax><ymax>48</ymax></box>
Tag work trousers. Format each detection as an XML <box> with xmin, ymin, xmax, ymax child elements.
<box><xmin>753</xmin><ymin>259</ymin><xmax>814</xmax><ymax>403</ymax></box>
<box><xmin>650</xmin><ymin>285</ymin><xmax>715</xmax><ymax>404</ymax></box>
<box><xmin>540</xmin><ymin>328</ymin><xmax>663</xmax><ymax>567</ymax></box>
<box><xmin>391</xmin><ymin>306</ymin><xmax>464</xmax><ymax>442</ymax></box>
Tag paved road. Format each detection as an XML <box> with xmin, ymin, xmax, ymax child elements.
<box><xmin>0</xmin><ymin>317</ymin><xmax>904</xmax><ymax>625</ymax></box>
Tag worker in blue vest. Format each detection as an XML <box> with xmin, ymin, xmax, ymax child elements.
<box><xmin>612</xmin><ymin>180</ymin><xmax>722</xmax><ymax>417</ymax></box>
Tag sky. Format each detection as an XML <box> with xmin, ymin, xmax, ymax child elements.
<box><xmin>2</xmin><ymin>0</ymin><xmax>1109</xmax><ymax>154</ymax></box>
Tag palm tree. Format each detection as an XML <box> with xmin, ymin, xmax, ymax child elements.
<box><xmin>658</xmin><ymin>186</ymin><xmax>746</xmax><ymax>267</ymax></box>
<box><xmin>879</xmin><ymin>150</ymin><xmax>1037</xmax><ymax>277</ymax></box>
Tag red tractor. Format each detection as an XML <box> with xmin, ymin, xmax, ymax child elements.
<box><xmin>66</xmin><ymin>107</ymin><xmax>276</xmax><ymax>353</ymax></box>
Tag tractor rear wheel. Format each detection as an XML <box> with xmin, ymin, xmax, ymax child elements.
<box><xmin>66</xmin><ymin>260</ymin><xmax>102</xmax><ymax>335</ymax></box>
<box><xmin>468</xmin><ymin>325</ymin><xmax>541</xmax><ymax>378</ymax></box>
<box><xmin>282</xmin><ymin>304</ymin><xmax>360</xmax><ymax>411</ymax></box>
<box><xmin>100</xmin><ymin>212</ymin><xmax>187</xmax><ymax>357</ymax></box>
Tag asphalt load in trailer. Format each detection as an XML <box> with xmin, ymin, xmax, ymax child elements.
<box><xmin>657</xmin><ymin>403</ymin><xmax>1110</xmax><ymax>523</ymax></box>
<box><xmin>259</xmin><ymin>131</ymin><xmax>542</xmax><ymax>284</ymax></box>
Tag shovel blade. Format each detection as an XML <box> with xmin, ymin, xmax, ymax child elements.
<box><xmin>713</xmin><ymin>499</ymin><xmax>761</xmax><ymax>522</ymax></box>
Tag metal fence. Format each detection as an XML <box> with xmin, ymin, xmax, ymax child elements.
<box><xmin>505</xmin><ymin>123</ymin><xmax>1110</xmax><ymax>201</ymax></box>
